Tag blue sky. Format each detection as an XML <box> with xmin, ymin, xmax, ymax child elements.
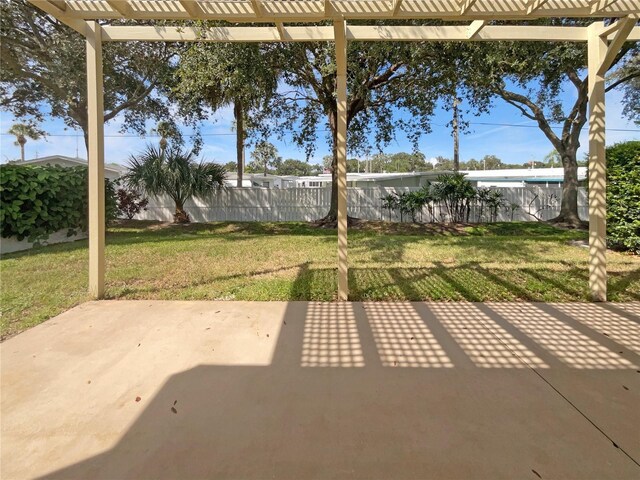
<box><xmin>1</xmin><ymin>83</ymin><xmax>638</xmax><ymax>167</ymax></box>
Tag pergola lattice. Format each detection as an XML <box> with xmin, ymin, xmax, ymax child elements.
<box><xmin>28</xmin><ymin>0</ymin><xmax>640</xmax><ymax>301</ymax></box>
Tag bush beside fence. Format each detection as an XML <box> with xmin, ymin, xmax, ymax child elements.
<box><xmin>0</xmin><ymin>164</ymin><xmax>116</xmax><ymax>243</ymax></box>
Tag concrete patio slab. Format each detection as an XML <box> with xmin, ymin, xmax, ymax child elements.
<box><xmin>2</xmin><ymin>301</ymin><xmax>639</xmax><ymax>479</ymax></box>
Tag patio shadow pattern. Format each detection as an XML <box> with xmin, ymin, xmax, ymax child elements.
<box><xmin>1</xmin><ymin>300</ymin><xmax>639</xmax><ymax>479</ymax></box>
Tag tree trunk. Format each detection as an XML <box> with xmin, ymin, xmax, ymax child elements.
<box><xmin>159</xmin><ymin>137</ymin><xmax>167</xmax><ymax>159</ymax></box>
<box><xmin>234</xmin><ymin>99</ymin><xmax>245</xmax><ymax>188</ymax></box>
<box><xmin>174</xmin><ymin>201</ymin><xmax>190</xmax><ymax>224</ymax></box>
<box><xmin>549</xmin><ymin>148</ymin><xmax>584</xmax><ymax>228</ymax></box>
<box><xmin>18</xmin><ymin>139</ymin><xmax>26</xmax><ymax>162</ymax></box>
<box><xmin>319</xmin><ymin>112</ymin><xmax>339</xmax><ymax>224</ymax></box>
<box><xmin>314</xmin><ymin>110</ymin><xmax>359</xmax><ymax>227</ymax></box>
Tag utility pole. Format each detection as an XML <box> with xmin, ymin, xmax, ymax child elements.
<box><xmin>452</xmin><ymin>93</ymin><xmax>460</xmax><ymax>172</ymax></box>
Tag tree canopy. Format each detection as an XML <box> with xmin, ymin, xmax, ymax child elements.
<box><xmin>0</xmin><ymin>0</ymin><xmax>180</xmax><ymax>148</ymax></box>
<box><xmin>174</xmin><ymin>40</ymin><xmax>279</xmax><ymax>186</ymax></box>
<box><xmin>444</xmin><ymin>19</ymin><xmax>639</xmax><ymax>226</ymax></box>
<box><xmin>263</xmin><ymin>31</ymin><xmax>453</xmax><ymax>222</ymax></box>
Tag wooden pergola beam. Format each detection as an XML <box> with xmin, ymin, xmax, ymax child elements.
<box><xmin>99</xmin><ymin>24</ymin><xmax>617</xmax><ymax>43</ymax></box>
<box><xmin>101</xmin><ymin>25</ymin><xmax>334</xmax><ymax>42</ymax></box>
<box><xmin>587</xmin><ymin>22</ymin><xmax>607</xmax><ymax>301</ymax></box>
<box><xmin>597</xmin><ymin>15</ymin><xmax>636</xmax><ymax>75</ymax></box>
<box><xmin>467</xmin><ymin>20</ymin><xmax>487</xmax><ymax>38</ymax></box>
<box><xmin>36</xmin><ymin>1</ymin><xmax>86</xmax><ymax>35</ymax></box>
<box><xmin>86</xmin><ymin>21</ymin><xmax>106</xmax><ymax>299</ymax></box>
<box><xmin>334</xmin><ymin>19</ymin><xmax>348</xmax><ymax>301</ymax></box>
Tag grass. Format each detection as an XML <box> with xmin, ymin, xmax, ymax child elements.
<box><xmin>1</xmin><ymin>220</ymin><xmax>639</xmax><ymax>339</ymax></box>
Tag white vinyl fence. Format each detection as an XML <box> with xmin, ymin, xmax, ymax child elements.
<box><xmin>135</xmin><ymin>186</ymin><xmax>587</xmax><ymax>223</ymax></box>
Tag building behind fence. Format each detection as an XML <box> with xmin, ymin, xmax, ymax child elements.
<box><xmin>136</xmin><ymin>186</ymin><xmax>587</xmax><ymax>223</ymax></box>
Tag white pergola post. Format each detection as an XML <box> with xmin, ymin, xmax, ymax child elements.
<box><xmin>335</xmin><ymin>20</ymin><xmax>349</xmax><ymax>301</ymax></box>
<box><xmin>86</xmin><ymin>21</ymin><xmax>106</xmax><ymax>299</ymax></box>
<box><xmin>587</xmin><ymin>23</ymin><xmax>607</xmax><ymax>302</ymax></box>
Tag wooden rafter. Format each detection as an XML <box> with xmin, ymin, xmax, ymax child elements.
<box><xmin>459</xmin><ymin>0</ymin><xmax>478</xmax><ymax>16</ymax></box>
<box><xmin>28</xmin><ymin>0</ymin><xmax>640</xmax><ymax>22</ymax></box>
<box><xmin>276</xmin><ymin>22</ymin><xmax>286</xmax><ymax>40</ymax></box>
<box><xmin>591</xmin><ymin>0</ymin><xmax>620</xmax><ymax>14</ymax></box>
<box><xmin>250</xmin><ymin>0</ymin><xmax>263</xmax><ymax>17</ymax></box>
<box><xmin>526</xmin><ymin>0</ymin><xmax>549</xmax><ymax>15</ymax></box>
<box><xmin>179</xmin><ymin>0</ymin><xmax>205</xmax><ymax>18</ymax></box>
<box><xmin>47</xmin><ymin>0</ymin><xmax>66</xmax><ymax>10</ymax></box>
<box><xmin>325</xmin><ymin>0</ymin><xmax>333</xmax><ymax>17</ymax></box>
<box><xmin>393</xmin><ymin>0</ymin><xmax>403</xmax><ymax>16</ymax></box>
<box><xmin>107</xmin><ymin>0</ymin><xmax>134</xmax><ymax>17</ymax></box>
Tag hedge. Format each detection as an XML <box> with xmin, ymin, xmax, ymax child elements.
<box><xmin>0</xmin><ymin>164</ymin><xmax>117</xmax><ymax>242</ymax></box>
<box><xmin>607</xmin><ymin>141</ymin><xmax>640</xmax><ymax>254</ymax></box>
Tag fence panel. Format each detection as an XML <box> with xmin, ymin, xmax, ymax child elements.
<box><xmin>135</xmin><ymin>186</ymin><xmax>587</xmax><ymax>223</ymax></box>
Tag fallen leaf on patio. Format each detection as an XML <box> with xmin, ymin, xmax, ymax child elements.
<box><xmin>623</xmin><ymin>385</ymin><xmax>629</xmax><ymax>391</ymax></box>
<box><xmin>135</xmin><ymin>396</ymin><xmax>141</xmax><ymax>402</ymax></box>
<box><xmin>171</xmin><ymin>407</ymin><xmax>178</xmax><ymax>414</ymax></box>
<box><xmin>87</xmin><ymin>380</ymin><xmax>91</xmax><ymax>384</ymax></box>
<box><xmin>531</xmin><ymin>469</ymin><xmax>542</xmax><ymax>479</ymax></box>
<box><xmin>612</xmin><ymin>441</ymin><xmax>619</xmax><ymax>449</ymax></box>
<box><xmin>174</xmin><ymin>400</ymin><xmax>178</xmax><ymax>406</ymax></box>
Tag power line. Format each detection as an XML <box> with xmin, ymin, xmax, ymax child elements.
<box><xmin>471</xmin><ymin>122</ymin><xmax>640</xmax><ymax>132</ymax></box>
<box><xmin>1</xmin><ymin>123</ymin><xmax>638</xmax><ymax>138</ymax></box>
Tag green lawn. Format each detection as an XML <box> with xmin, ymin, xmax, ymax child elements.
<box><xmin>1</xmin><ymin>220</ymin><xmax>639</xmax><ymax>339</ymax></box>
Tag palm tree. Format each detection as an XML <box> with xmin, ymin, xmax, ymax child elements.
<box><xmin>175</xmin><ymin>43</ymin><xmax>278</xmax><ymax>188</ymax></box>
<box><xmin>150</xmin><ymin>121</ymin><xmax>178</xmax><ymax>159</ymax></box>
<box><xmin>124</xmin><ymin>145</ymin><xmax>226</xmax><ymax>224</ymax></box>
<box><xmin>8</xmin><ymin>123</ymin><xmax>43</xmax><ymax>162</ymax></box>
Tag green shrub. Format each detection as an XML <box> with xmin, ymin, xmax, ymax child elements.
<box><xmin>0</xmin><ymin>164</ymin><xmax>116</xmax><ymax>242</ymax></box>
<box><xmin>432</xmin><ymin>173</ymin><xmax>475</xmax><ymax>223</ymax></box>
<box><xmin>607</xmin><ymin>141</ymin><xmax>640</xmax><ymax>254</ymax></box>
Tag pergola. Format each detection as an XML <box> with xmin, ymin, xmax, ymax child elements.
<box><xmin>29</xmin><ymin>0</ymin><xmax>639</xmax><ymax>302</ymax></box>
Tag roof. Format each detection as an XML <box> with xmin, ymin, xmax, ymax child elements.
<box><xmin>462</xmin><ymin>167</ymin><xmax>587</xmax><ymax>181</ymax></box>
<box><xmin>294</xmin><ymin>171</ymin><xmax>450</xmax><ymax>182</ymax></box>
<box><xmin>19</xmin><ymin>155</ymin><xmax>127</xmax><ymax>175</ymax></box>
